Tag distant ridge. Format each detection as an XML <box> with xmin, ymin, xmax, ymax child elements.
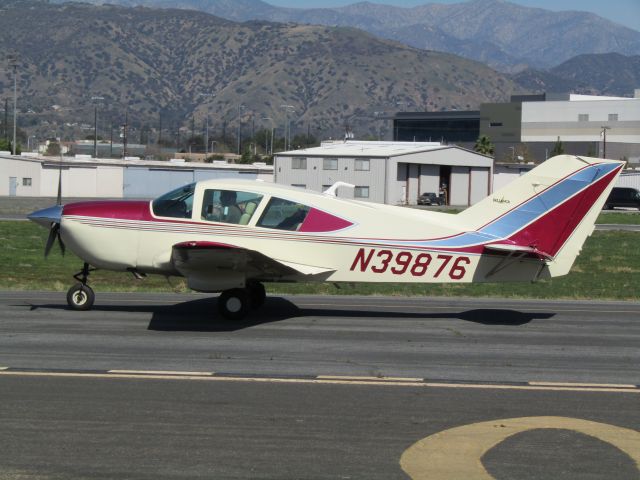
<box><xmin>48</xmin><ymin>0</ymin><xmax>640</xmax><ymax>70</ymax></box>
<box><xmin>513</xmin><ymin>53</ymin><xmax>640</xmax><ymax>97</ymax></box>
<box><xmin>0</xmin><ymin>1</ymin><xmax>523</xmax><ymax>140</ymax></box>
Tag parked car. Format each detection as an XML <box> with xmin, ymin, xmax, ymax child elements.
<box><xmin>417</xmin><ymin>192</ymin><xmax>444</xmax><ymax>206</ymax></box>
<box><xmin>603</xmin><ymin>187</ymin><xmax>640</xmax><ymax>210</ymax></box>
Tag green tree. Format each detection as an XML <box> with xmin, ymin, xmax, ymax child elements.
<box><xmin>45</xmin><ymin>141</ymin><xmax>61</xmax><ymax>156</ymax></box>
<box><xmin>0</xmin><ymin>138</ymin><xmax>20</xmax><ymax>154</ymax></box>
<box><xmin>551</xmin><ymin>136</ymin><xmax>564</xmax><ymax>156</ymax></box>
<box><xmin>473</xmin><ymin>135</ymin><xmax>494</xmax><ymax>155</ymax></box>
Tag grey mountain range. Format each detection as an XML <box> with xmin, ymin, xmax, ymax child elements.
<box><xmin>47</xmin><ymin>0</ymin><xmax>640</xmax><ymax>71</ymax></box>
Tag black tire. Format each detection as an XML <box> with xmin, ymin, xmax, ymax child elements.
<box><xmin>247</xmin><ymin>281</ymin><xmax>266</xmax><ymax>309</ymax></box>
<box><xmin>66</xmin><ymin>283</ymin><xmax>95</xmax><ymax>311</ymax></box>
<box><xmin>218</xmin><ymin>288</ymin><xmax>250</xmax><ymax>320</ymax></box>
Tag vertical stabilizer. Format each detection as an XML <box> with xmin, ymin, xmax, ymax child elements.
<box><xmin>458</xmin><ymin>155</ymin><xmax>624</xmax><ymax>277</ymax></box>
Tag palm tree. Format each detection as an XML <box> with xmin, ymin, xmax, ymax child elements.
<box><xmin>474</xmin><ymin>135</ymin><xmax>494</xmax><ymax>155</ymax></box>
<box><xmin>551</xmin><ymin>136</ymin><xmax>564</xmax><ymax>156</ymax></box>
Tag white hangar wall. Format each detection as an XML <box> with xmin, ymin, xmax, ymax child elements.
<box><xmin>0</xmin><ymin>154</ymin><xmax>274</xmax><ymax>199</ymax></box>
<box><xmin>0</xmin><ymin>156</ymin><xmax>41</xmax><ymax>196</ymax></box>
<box><xmin>274</xmin><ymin>142</ymin><xmax>493</xmax><ymax>207</ymax></box>
<box><xmin>40</xmin><ymin>163</ymin><xmax>123</xmax><ymax>198</ymax></box>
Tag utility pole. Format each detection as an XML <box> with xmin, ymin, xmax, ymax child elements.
<box><xmin>280</xmin><ymin>104</ymin><xmax>294</xmax><ymax>151</ymax></box>
<box><xmin>222</xmin><ymin>121</ymin><xmax>226</xmax><ymax>150</ymax></box>
<box><xmin>236</xmin><ymin>104</ymin><xmax>245</xmax><ymax>155</ymax></box>
<box><xmin>158</xmin><ymin>112</ymin><xmax>162</xmax><ymax>149</ymax></box>
<box><xmin>93</xmin><ymin>106</ymin><xmax>98</xmax><ymax>158</ymax></box>
<box><xmin>122</xmin><ymin>109</ymin><xmax>128</xmax><ymax>159</ymax></box>
<box><xmin>8</xmin><ymin>54</ymin><xmax>18</xmax><ymax>155</ymax></box>
<box><xmin>204</xmin><ymin>115</ymin><xmax>209</xmax><ymax>155</ymax></box>
<box><xmin>601</xmin><ymin>126</ymin><xmax>611</xmax><ymax>158</ymax></box>
<box><xmin>90</xmin><ymin>96</ymin><xmax>104</xmax><ymax>158</ymax></box>
<box><xmin>4</xmin><ymin>98</ymin><xmax>7</xmax><ymax>142</ymax></box>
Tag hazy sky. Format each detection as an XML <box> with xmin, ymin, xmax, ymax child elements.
<box><xmin>266</xmin><ymin>0</ymin><xmax>640</xmax><ymax>32</ymax></box>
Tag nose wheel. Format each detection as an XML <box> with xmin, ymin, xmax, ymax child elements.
<box><xmin>67</xmin><ymin>283</ymin><xmax>95</xmax><ymax>310</ymax></box>
<box><xmin>67</xmin><ymin>262</ymin><xmax>96</xmax><ymax>311</ymax></box>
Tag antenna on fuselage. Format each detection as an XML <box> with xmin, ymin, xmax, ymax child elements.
<box><xmin>323</xmin><ymin>181</ymin><xmax>355</xmax><ymax>197</ymax></box>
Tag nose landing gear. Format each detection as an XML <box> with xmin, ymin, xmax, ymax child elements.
<box><xmin>67</xmin><ymin>262</ymin><xmax>95</xmax><ymax>311</ymax></box>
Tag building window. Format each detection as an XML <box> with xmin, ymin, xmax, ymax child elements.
<box><xmin>608</xmin><ymin>114</ymin><xmax>618</xmax><ymax>121</ymax></box>
<box><xmin>354</xmin><ymin>159</ymin><xmax>370</xmax><ymax>171</ymax></box>
<box><xmin>291</xmin><ymin>184</ymin><xmax>306</xmax><ymax>189</ymax></box>
<box><xmin>323</xmin><ymin>158</ymin><xmax>338</xmax><ymax>170</ymax></box>
<box><xmin>578</xmin><ymin>114</ymin><xmax>589</xmax><ymax>122</ymax></box>
<box><xmin>354</xmin><ymin>186</ymin><xmax>369</xmax><ymax>198</ymax></box>
<box><xmin>22</xmin><ymin>178</ymin><xmax>32</xmax><ymax>186</ymax></box>
<box><xmin>292</xmin><ymin>157</ymin><xmax>307</xmax><ymax>169</ymax></box>
<box><xmin>489</xmin><ymin>122</ymin><xmax>503</xmax><ymax>127</ymax></box>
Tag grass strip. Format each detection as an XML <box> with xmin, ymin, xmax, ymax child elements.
<box><xmin>1</xmin><ymin>221</ymin><xmax>638</xmax><ymax>300</ymax></box>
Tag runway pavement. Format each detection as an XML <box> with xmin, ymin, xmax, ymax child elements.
<box><xmin>0</xmin><ymin>291</ymin><xmax>639</xmax><ymax>479</ymax></box>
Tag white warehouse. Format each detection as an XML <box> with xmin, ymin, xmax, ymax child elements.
<box><xmin>1</xmin><ymin>153</ymin><xmax>273</xmax><ymax>198</ymax></box>
<box><xmin>521</xmin><ymin>93</ymin><xmax>640</xmax><ymax>161</ymax></box>
<box><xmin>274</xmin><ymin>141</ymin><xmax>493</xmax><ymax>206</ymax></box>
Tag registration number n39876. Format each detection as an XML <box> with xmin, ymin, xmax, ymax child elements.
<box><xmin>349</xmin><ymin>248</ymin><xmax>471</xmax><ymax>280</ymax></box>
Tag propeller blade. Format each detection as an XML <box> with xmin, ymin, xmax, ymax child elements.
<box><xmin>57</xmin><ymin>230</ymin><xmax>66</xmax><ymax>256</ymax></box>
<box><xmin>44</xmin><ymin>223</ymin><xmax>58</xmax><ymax>258</ymax></box>
<box><xmin>56</xmin><ymin>157</ymin><xmax>62</xmax><ymax>206</ymax></box>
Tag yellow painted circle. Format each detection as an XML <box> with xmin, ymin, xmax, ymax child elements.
<box><xmin>400</xmin><ymin>416</ymin><xmax>640</xmax><ymax>480</ymax></box>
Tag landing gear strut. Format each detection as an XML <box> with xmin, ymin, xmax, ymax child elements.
<box><xmin>217</xmin><ymin>281</ymin><xmax>266</xmax><ymax>320</ymax></box>
<box><xmin>67</xmin><ymin>262</ymin><xmax>95</xmax><ymax>311</ymax></box>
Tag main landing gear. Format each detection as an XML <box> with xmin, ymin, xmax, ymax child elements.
<box><xmin>66</xmin><ymin>262</ymin><xmax>95</xmax><ymax>311</ymax></box>
<box><xmin>217</xmin><ymin>280</ymin><xmax>266</xmax><ymax>320</ymax></box>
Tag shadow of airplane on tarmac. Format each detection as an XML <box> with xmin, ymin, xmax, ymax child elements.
<box><xmin>22</xmin><ymin>296</ymin><xmax>555</xmax><ymax>332</ymax></box>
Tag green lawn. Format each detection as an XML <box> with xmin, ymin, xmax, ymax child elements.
<box><xmin>1</xmin><ymin>221</ymin><xmax>638</xmax><ymax>300</ymax></box>
<box><xmin>596</xmin><ymin>211</ymin><xmax>640</xmax><ymax>224</ymax></box>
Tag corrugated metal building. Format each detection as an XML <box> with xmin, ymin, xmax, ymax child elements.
<box><xmin>0</xmin><ymin>153</ymin><xmax>273</xmax><ymax>198</ymax></box>
<box><xmin>273</xmin><ymin>141</ymin><xmax>493</xmax><ymax>206</ymax></box>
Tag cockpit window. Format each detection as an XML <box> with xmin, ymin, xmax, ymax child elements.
<box><xmin>257</xmin><ymin>197</ymin><xmax>310</xmax><ymax>231</ymax></box>
<box><xmin>201</xmin><ymin>189</ymin><xmax>264</xmax><ymax>225</ymax></box>
<box><xmin>152</xmin><ymin>183</ymin><xmax>195</xmax><ymax>218</ymax></box>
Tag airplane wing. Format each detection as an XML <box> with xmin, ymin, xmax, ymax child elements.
<box><xmin>171</xmin><ymin>241</ymin><xmax>335</xmax><ymax>292</ymax></box>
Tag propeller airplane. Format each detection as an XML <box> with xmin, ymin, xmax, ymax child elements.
<box><xmin>28</xmin><ymin>155</ymin><xmax>623</xmax><ymax>320</ymax></box>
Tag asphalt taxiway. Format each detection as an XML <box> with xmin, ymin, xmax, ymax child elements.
<box><xmin>0</xmin><ymin>291</ymin><xmax>639</xmax><ymax>479</ymax></box>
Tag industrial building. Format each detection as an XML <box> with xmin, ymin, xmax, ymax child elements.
<box><xmin>273</xmin><ymin>141</ymin><xmax>493</xmax><ymax>206</ymax></box>
<box><xmin>1</xmin><ymin>152</ymin><xmax>273</xmax><ymax>198</ymax></box>
<box><xmin>394</xmin><ymin>91</ymin><xmax>640</xmax><ymax>163</ymax></box>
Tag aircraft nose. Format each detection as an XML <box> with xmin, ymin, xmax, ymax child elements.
<box><xmin>27</xmin><ymin>205</ymin><xmax>63</xmax><ymax>228</ymax></box>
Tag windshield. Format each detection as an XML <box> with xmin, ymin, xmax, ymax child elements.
<box><xmin>151</xmin><ymin>183</ymin><xmax>195</xmax><ymax>218</ymax></box>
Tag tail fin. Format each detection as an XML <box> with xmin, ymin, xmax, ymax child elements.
<box><xmin>458</xmin><ymin>155</ymin><xmax>624</xmax><ymax>276</ymax></box>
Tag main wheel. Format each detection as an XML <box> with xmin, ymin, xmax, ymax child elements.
<box><xmin>218</xmin><ymin>288</ymin><xmax>250</xmax><ymax>320</ymax></box>
<box><xmin>247</xmin><ymin>281</ymin><xmax>266</xmax><ymax>309</ymax></box>
<box><xmin>66</xmin><ymin>283</ymin><xmax>95</xmax><ymax>311</ymax></box>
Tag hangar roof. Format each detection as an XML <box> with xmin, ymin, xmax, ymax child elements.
<box><xmin>276</xmin><ymin>140</ymin><xmax>488</xmax><ymax>159</ymax></box>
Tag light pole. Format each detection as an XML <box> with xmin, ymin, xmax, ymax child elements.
<box><xmin>198</xmin><ymin>93</ymin><xmax>215</xmax><ymax>155</ymax></box>
<box><xmin>236</xmin><ymin>103</ymin><xmax>245</xmax><ymax>155</ymax></box>
<box><xmin>601</xmin><ymin>126</ymin><xmax>611</xmax><ymax>158</ymax></box>
<box><xmin>280</xmin><ymin>105</ymin><xmax>294</xmax><ymax>151</ymax></box>
<box><xmin>262</xmin><ymin>117</ymin><xmax>274</xmax><ymax>155</ymax></box>
<box><xmin>91</xmin><ymin>96</ymin><xmax>104</xmax><ymax>158</ymax></box>
<box><xmin>8</xmin><ymin>54</ymin><xmax>18</xmax><ymax>155</ymax></box>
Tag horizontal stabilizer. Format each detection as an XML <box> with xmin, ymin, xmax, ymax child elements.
<box><xmin>484</xmin><ymin>243</ymin><xmax>553</xmax><ymax>260</ymax></box>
